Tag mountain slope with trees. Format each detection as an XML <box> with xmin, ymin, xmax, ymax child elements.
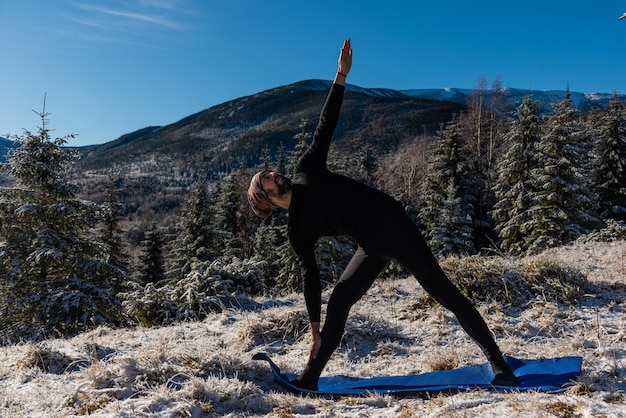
<box><xmin>1</xmin><ymin>78</ymin><xmax>625</xmax><ymax>341</ymax></box>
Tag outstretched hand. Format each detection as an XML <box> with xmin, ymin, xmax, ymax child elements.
<box><xmin>338</xmin><ymin>39</ymin><xmax>352</xmax><ymax>76</ymax></box>
<box><xmin>307</xmin><ymin>332</ymin><xmax>322</xmax><ymax>364</ymax></box>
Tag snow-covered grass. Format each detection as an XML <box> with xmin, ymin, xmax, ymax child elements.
<box><xmin>1</xmin><ymin>241</ymin><xmax>624</xmax><ymax>417</ymax></box>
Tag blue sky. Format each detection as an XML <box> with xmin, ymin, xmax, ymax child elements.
<box><xmin>1</xmin><ymin>1</ymin><xmax>625</xmax><ymax>147</ymax></box>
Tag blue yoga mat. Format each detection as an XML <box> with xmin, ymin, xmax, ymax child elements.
<box><xmin>252</xmin><ymin>352</ymin><xmax>582</xmax><ymax>395</ymax></box>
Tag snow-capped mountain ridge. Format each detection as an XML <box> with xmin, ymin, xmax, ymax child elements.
<box><xmin>400</xmin><ymin>86</ymin><xmax>624</xmax><ymax>113</ymax></box>
<box><xmin>304</xmin><ymin>79</ymin><xmax>623</xmax><ymax>112</ymax></box>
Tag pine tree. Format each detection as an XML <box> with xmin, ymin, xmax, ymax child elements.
<box><xmin>289</xmin><ymin>120</ymin><xmax>311</xmax><ymax>178</ymax></box>
<box><xmin>137</xmin><ymin>224</ymin><xmax>165</xmax><ymax>285</ymax></box>
<box><xmin>253</xmin><ymin>214</ymin><xmax>288</xmax><ymax>287</ymax></box>
<box><xmin>420</xmin><ymin>117</ymin><xmax>475</xmax><ymax>256</ymax></box>
<box><xmin>260</xmin><ymin>146</ymin><xmax>272</xmax><ymax>171</ymax></box>
<box><xmin>593</xmin><ymin>93</ymin><xmax>626</xmax><ymax>221</ymax></box>
<box><xmin>99</xmin><ymin>172</ymin><xmax>129</xmax><ymax>291</ymax></box>
<box><xmin>171</xmin><ymin>180</ymin><xmax>217</xmax><ymax>278</ymax></box>
<box><xmin>428</xmin><ymin>181</ymin><xmax>474</xmax><ymax>256</ymax></box>
<box><xmin>276</xmin><ymin>141</ymin><xmax>287</xmax><ymax>175</ymax></box>
<box><xmin>356</xmin><ymin>144</ymin><xmax>378</xmax><ymax>187</ymax></box>
<box><xmin>524</xmin><ymin>90</ymin><xmax>599</xmax><ymax>254</ymax></box>
<box><xmin>216</xmin><ymin>171</ymin><xmax>241</xmax><ymax>255</ymax></box>
<box><xmin>215</xmin><ymin>163</ymin><xmax>257</xmax><ymax>259</ymax></box>
<box><xmin>0</xmin><ymin>103</ymin><xmax>122</xmax><ymax>338</ymax></box>
<box><xmin>493</xmin><ymin>97</ymin><xmax>542</xmax><ymax>255</ymax></box>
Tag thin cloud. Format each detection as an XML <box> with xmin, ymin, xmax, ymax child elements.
<box><xmin>137</xmin><ymin>0</ymin><xmax>184</xmax><ymax>11</ymax></box>
<box><xmin>69</xmin><ymin>1</ymin><xmax>187</xmax><ymax>30</ymax></box>
<box><xmin>52</xmin><ymin>1</ymin><xmax>199</xmax><ymax>50</ymax></box>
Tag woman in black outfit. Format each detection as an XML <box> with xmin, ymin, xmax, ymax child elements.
<box><xmin>248</xmin><ymin>39</ymin><xmax>518</xmax><ymax>391</ymax></box>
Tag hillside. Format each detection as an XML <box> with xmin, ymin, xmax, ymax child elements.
<box><xmin>67</xmin><ymin>80</ymin><xmax>465</xmax><ymax>223</ymax></box>
<box><xmin>74</xmin><ymin>80</ymin><xmax>463</xmax><ymax>173</ymax></box>
<box><xmin>402</xmin><ymin>87</ymin><xmax>625</xmax><ymax>113</ymax></box>
<box><xmin>3</xmin><ymin>81</ymin><xmax>623</xmax><ymax>224</ymax></box>
<box><xmin>0</xmin><ymin>240</ymin><xmax>624</xmax><ymax>417</ymax></box>
<box><xmin>0</xmin><ymin>136</ymin><xmax>18</xmax><ymax>163</ymax></box>
<box><xmin>73</xmin><ymin>82</ymin><xmax>624</xmax><ymax>177</ymax></box>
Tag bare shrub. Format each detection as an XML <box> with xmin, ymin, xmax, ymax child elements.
<box><xmin>440</xmin><ymin>255</ymin><xmax>590</xmax><ymax>307</ymax></box>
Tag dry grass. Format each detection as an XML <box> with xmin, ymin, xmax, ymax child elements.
<box><xmin>0</xmin><ymin>240</ymin><xmax>624</xmax><ymax>417</ymax></box>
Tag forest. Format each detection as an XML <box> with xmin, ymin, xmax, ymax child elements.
<box><xmin>0</xmin><ymin>84</ymin><xmax>625</xmax><ymax>343</ymax></box>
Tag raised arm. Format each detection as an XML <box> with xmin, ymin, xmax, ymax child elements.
<box><xmin>296</xmin><ymin>40</ymin><xmax>352</xmax><ymax>173</ymax></box>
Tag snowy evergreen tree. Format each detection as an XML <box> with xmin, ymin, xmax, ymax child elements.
<box><xmin>215</xmin><ymin>163</ymin><xmax>257</xmax><ymax>259</ymax></box>
<box><xmin>137</xmin><ymin>224</ymin><xmax>165</xmax><ymax>285</ymax></box>
<box><xmin>493</xmin><ymin>97</ymin><xmax>542</xmax><ymax>255</ymax></box>
<box><xmin>260</xmin><ymin>146</ymin><xmax>272</xmax><ymax>171</ymax></box>
<box><xmin>215</xmin><ymin>171</ymin><xmax>242</xmax><ymax>256</ymax></box>
<box><xmin>171</xmin><ymin>180</ymin><xmax>217</xmax><ymax>279</ymax></box>
<box><xmin>276</xmin><ymin>141</ymin><xmax>287</xmax><ymax>175</ymax></box>
<box><xmin>420</xmin><ymin>117</ymin><xmax>475</xmax><ymax>256</ymax></box>
<box><xmin>524</xmin><ymin>90</ymin><xmax>599</xmax><ymax>254</ymax></box>
<box><xmin>234</xmin><ymin>163</ymin><xmax>259</xmax><ymax>258</ymax></box>
<box><xmin>289</xmin><ymin>120</ymin><xmax>311</xmax><ymax>178</ymax></box>
<box><xmin>253</xmin><ymin>214</ymin><xmax>289</xmax><ymax>288</ymax></box>
<box><xmin>356</xmin><ymin>144</ymin><xmax>378</xmax><ymax>187</ymax></box>
<box><xmin>98</xmin><ymin>172</ymin><xmax>129</xmax><ymax>291</ymax></box>
<box><xmin>428</xmin><ymin>181</ymin><xmax>474</xmax><ymax>256</ymax></box>
<box><xmin>593</xmin><ymin>93</ymin><xmax>626</xmax><ymax>221</ymax></box>
<box><xmin>0</xmin><ymin>107</ymin><xmax>121</xmax><ymax>338</ymax></box>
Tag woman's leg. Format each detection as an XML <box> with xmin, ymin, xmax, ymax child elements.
<box><xmin>292</xmin><ymin>247</ymin><xmax>389</xmax><ymax>389</ymax></box>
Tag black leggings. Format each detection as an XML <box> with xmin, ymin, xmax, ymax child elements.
<box><xmin>299</xmin><ymin>225</ymin><xmax>507</xmax><ymax>383</ymax></box>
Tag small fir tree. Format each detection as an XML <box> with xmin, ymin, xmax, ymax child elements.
<box><xmin>524</xmin><ymin>90</ymin><xmax>599</xmax><ymax>254</ymax></box>
<box><xmin>137</xmin><ymin>224</ymin><xmax>165</xmax><ymax>285</ymax></box>
<box><xmin>260</xmin><ymin>146</ymin><xmax>272</xmax><ymax>171</ymax></box>
<box><xmin>420</xmin><ymin>117</ymin><xmax>476</xmax><ymax>256</ymax></box>
<box><xmin>171</xmin><ymin>180</ymin><xmax>217</xmax><ymax>279</ymax></box>
<box><xmin>0</xmin><ymin>102</ymin><xmax>121</xmax><ymax>338</ymax></box>
<box><xmin>289</xmin><ymin>120</ymin><xmax>311</xmax><ymax>178</ymax></box>
<box><xmin>593</xmin><ymin>93</ymin><xmax>626</xmax><ymax>221</ymax></box>
<box><xmin>215</xmin><ymin>171</ymin><xmax>242</xmax><ymax>256</ymax></box>
<box><xmin>276</xmin><ymin>141</ymin><xmax>287</xmax><ymax>175</ymax></box>
<box><xmin>215</xmin><ymin>163</ymin><xmax>257</xmax><ymax>259</ymax></box>
<box><xmin>493</xmin><ymin>97</ymin><xmax>542</xmax><ymax>255</ymax></box>
<box><xmin>99</xmin><ymin>171</ymin><xmax>129</xmax><ymax>291</ymax></box>
<box><xmin>427</xmin><ymin>181</ymin><xmax>474</xmax><ymax>256</ymax></box>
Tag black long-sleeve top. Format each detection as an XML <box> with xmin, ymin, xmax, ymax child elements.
<box><xmin>288</xmin><ymin>83</ymin><xmax>405</xmax><ymax>322</ymax></box>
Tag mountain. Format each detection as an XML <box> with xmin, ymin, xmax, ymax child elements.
<box><xmin>0</xmin><ymin>136</ymin><xmax>18</xmax><ymax>162</ymax></box>
<box><xmin>2</xmin><ymin>80</ymin><xmax>623</xmax><ymax>224</ymax></box>
<box><xmin>402</xmin><ymin>87</ymin><xmax>624</xmax><ymax>113</ymax></box>
<box><xmin>73</xmin><ymin>80</ymin><xmax>463</xmax><ymax>175</ymax></box>
<box><xmin>63</xmin><ymin>80</ymin><xmax>465</xmax><ymax>220</ymax></box>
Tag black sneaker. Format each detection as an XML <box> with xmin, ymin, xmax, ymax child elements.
<box><xmin>491</xmin><ymin>371</ymin><xmax>519</xmax><ymax>386</ymax></box>
<box><xmin>290</xmin><ymin>377</ymin><xmax>319</xmax><ymax>392</ymax></box>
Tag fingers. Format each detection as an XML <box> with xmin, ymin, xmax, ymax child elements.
<box><xmin>338</xmin><ymin>38</ymin><xmax>352</xmax><ymax>77</ymax></box>
<box><xmin>342</xmin><ymin>39</ymin><xmax>351</xmax><ymax>56</ymax></box>
<box><xmin>310</xmin><ymin>347</ymin><xmax>319</xmax><ymax>360</ymax></box>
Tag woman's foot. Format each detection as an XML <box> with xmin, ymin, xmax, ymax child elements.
<box><xmin>290</xmin><ymin>377</ymin><xmax>319</xmax><ymax>391</ymax></box>
<box><xmin>491</xmin><ymin>371</ymin><xmax>519</xmax><ymax>386</ymax></box>
<box><xmin>490</xmin><ymin>359</ymin><xmax>519</xmax><ymax>386</ymax></box>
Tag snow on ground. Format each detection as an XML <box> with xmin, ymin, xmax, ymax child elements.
<box><xmin>1</xmin><ymin>241</ymin><xmax>624</xmax><ymax>417</ymax></box>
